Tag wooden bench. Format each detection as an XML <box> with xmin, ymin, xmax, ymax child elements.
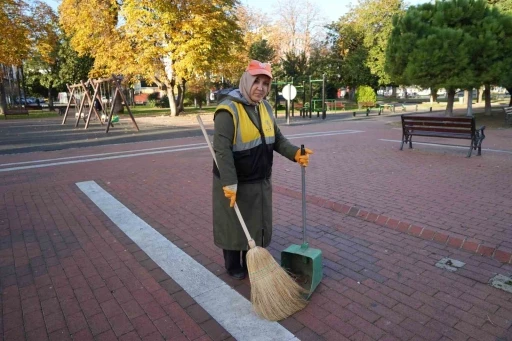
<box><xmin>400</xmin><ymin>115</ymin><xmax>485</xmax><ymax>157</ymax></box>
<box><xmin>378</xmin><ymin>103</ymin><xmax>395</xmax><ymax>114</ymax></box>
<box><xmin>401</xmin><ymin>103</ymin><xmax>419</xmax><ymax>112</ymax></box>
<box><xmin>41</xmin><ymin>106</ymin><xmax>66</xmax><ymax>115</ymax></box>
<box><xmin>3</xmin><ymin>108</ymin><xmax>29</xmax><ymax>119</ymax></box>
<box><xmin>326</xmin><ymin>101</ymin><xmax>345</xmax><ymax>111</ymax></box>
<box><xmin>504</xmin><ymin>106</ymin><xmax>512</xmax><ymax>125</ymax></box>
<box><xmin>378</xmin><ymin>103</ymin><xmax>418</xmax><ymax>114</ymax></box>
<box><xmin>353</xmin><ymin>101</ymin><xmax>377</xmax><ymax>117</ymax></box>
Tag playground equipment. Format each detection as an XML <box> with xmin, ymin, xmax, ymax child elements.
<box><xmin>61</xmin><ymin>81</ymin><xmax>96</xmax><ymax>126</ymax></box>
<box><xmin>303</xmin><ymin>74</ymin><xmax>326</xmax><ymax>119</ymax></box>
<box><xmin>61</xmin><ymin>76</ymin><xmax>139</xmax><ymax>133</ymax></box>
<box><xmin>273</xmin><ymin>75</ymin><xmax>345</xmax><ymax>121</ymax></box>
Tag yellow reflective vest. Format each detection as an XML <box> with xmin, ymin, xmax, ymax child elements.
<box><xmin>213</xmin><ymin>100</ymin><xmax>276</xmax><ymax>183</ymax></box>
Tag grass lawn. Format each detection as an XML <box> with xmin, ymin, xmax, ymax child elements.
<box><xmin>471</xmin><ymin>109</ymin><xmax>511</xmax><ymax>129</ymax></box>
<box><xmin>386</xmin><ymin>107</ymin><xmax>511</xmax><ymax>129</ymax></box>
<box><xmin>0</xmin><ymin>105</ymin><xmax>217</xmax><ymax>120</ymax></box>
<box><xmin>2</xmin><ymin>101</ymin><xmax>510</xmax><ymax>129</ymax></box>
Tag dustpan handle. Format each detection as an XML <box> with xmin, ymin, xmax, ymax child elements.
<box><xmin>197</xmin><ymin>115</ymin><xmax>256</xmax><ymax>249</ymax></box>
<box><xmin>301</xmin><ymin>145</ymin><xmax>307</xmax><ymax>245</ymax></box>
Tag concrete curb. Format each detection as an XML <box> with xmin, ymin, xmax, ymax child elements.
<box><xmin>273</xmin><ymin>185</ymin><xmax>512</xmax><ymax>265</ymax></box>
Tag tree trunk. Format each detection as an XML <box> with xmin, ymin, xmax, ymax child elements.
<box><xmin>478</xmin><ymin>85</ymin><xmax>484</xmax><ymax>103</ymax></box>
<box><xmin>430</xmin><ymin>88</ymin><xmax>438</xmax><ymax>104</ymax></box>
<box><xmin>507</xmin><ymin>87</ymin><xmax>512</xmax><ymax>106</ymax></box>
<box><xmin>48</xmin><ymin>84</ymin><xmax>54</xmax><ymax>110</ymax></box>
<box><xmin>466</xmin><ymin>89</ymin><xmax>473</xmax><ymax>117</ymax></box>
<box><xmin>17</xmin><ymin>67</ymin><xmax>23</xmax><ymax>108</ymax></box>
<box><xmin>178</xmin><ymin>78</ymin><xmax>187</xmax><ymax>114</ymax></box>
<box><xmin>0</xmin><ymin>82</ymin><xmax>7</xmax><ymax>115</ymax></box>
<box><xmin>349</xmin><ymin>87</ymin><xmax>356</xmax><ymax>101</ymax></box>
<box><xmin>176</xmin><ymin>84</ymin><xmax>183</xmax><ymax>115</ymax></box>
<box><xmin>129</xmin><ymin>88</ymin><xmax>135</xmax><ymax>106</ymax></box>
<box><xmin>463</xmin><ymin>90</ymin><xmax>469</xmax><ymax>105</ymax></box>
<box><xmin>484</xmin><ymin>84</ymin><xmax>492</xmax><ymax>116</ymax></box>
<box><xmin>445</xmin><ymin>88</ymin><xmax>455</xmax><ymax>116</ymax></box>
<box><xmin>391</xmin><ymin>86</ymin><xmax>397</xmax><ymax>98</ymax></box>
<box><xmin>167</xmin><ymin>88</ymin><xmax>177</xmax><ymax>116</ymax></box>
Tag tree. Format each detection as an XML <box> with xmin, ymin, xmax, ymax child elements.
<box><xmin>387</xmin><ymin>0</ymin><xmax>512</xmax><ymax>115</ymax></box>
<box><xmin>275</xmin><ymin>0</ymin><xmax>326</xmax><ymax>57</ymax></box>
<box><xmin>489</xmin><ymin>0</ymin><xmax>512</xmax><ymax>105</ymax></box>
<box><xmin>278</xmin><ymin>50</ymin><xmax>309</xmax><ymax>81</ymax></box>
<box><xmin>24</xmin><ymin>32</ymin><xmax>94</xmax><ymax>107</ymax></box>
<box><xmin>57</xmin><ymin>36</ymin><xmax>94</xmax><ymax>87</ymax></box>
<box><xmin>23</xmin><ymin>2</ymin><xmax>61</xmax><ymax>107</ymax></box>
<box><xmin>328</xmin><ymin>20</ymin><xmax>378</xmax><ymax>99</ymax></box>
<box><xmin>0</xmin><ymin>0</ymin><xmax>30</xmax><ymax>66</ymax></box>
<box><xmin>60</xmin><ymin>0</ymin><xmax>244</xmax><ymax>116</ymax></box>
<box><xmin>249</xmin><ymin>39</ymin><xmax>276</xmax><ymax>63</ymax></box>
<box><xmin>1</xmin><ymin>0</ymin><xmax>30</xmax><ymax>114</ymax></box>
<box><xmin>488</xmin><ymin>0</ymin><xmax>512</xmax><ymax>12</ymax></box>
<box><xmin>345</xmin><ymin>0</ymin><xmax>406</xmax><ymax>86</ymax></box>
<box><xmin>0</xmin><ymin>0</ymin><xmax>60</xmax><ymax>114</ymax></box>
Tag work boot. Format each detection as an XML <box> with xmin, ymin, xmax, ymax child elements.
<box><xmin>227</xmin><ymin>268</ymin><xmax>246</xmax><ymax>280</ymax></box>
<box><xmin>223</xmin><ymin>249</ymin><xmax>246</xmax><ymax>280</ymax></box>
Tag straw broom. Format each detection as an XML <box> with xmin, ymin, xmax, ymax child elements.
<box><xmin>197</xmin><ymin>115</ymin><xmax>308</xmax><ymax>321</ymax></box>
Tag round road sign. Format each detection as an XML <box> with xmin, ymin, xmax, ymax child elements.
<box><xmin>282</xmin><ymin>84</ymin><xmax>297</xmax><ymax>100</ymax></box>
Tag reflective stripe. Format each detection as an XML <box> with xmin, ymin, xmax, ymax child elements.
<box><xmin>216</xmin><ymin>101</ymin><xmax>276</xmax><ymax>152</ymax></box>
<box><xmin>216</xmin><ymin>103</ymin><xmax>239</xmax><ymax>144</ymax></box>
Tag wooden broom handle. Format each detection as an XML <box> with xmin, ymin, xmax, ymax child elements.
<box><xmin>197</xmin><ymin>115</ymin><xmax>256</xmax><ymax>249</ymax></box>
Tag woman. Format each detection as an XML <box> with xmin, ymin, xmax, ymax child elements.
<box><xmin>212</xmin><ymin>60</ymin><xmax>313</xmax><ymax>280</ymax></box>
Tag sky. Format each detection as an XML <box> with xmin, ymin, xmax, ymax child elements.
<box><xmin>242</xmin><ymin>0</ymin><xmax>430</xmax><ymax>23</ymax></box>
<box><xmin>44</xmin><ymin>0</ymin><xmax>429</xmax><ymax>23</ymax></box>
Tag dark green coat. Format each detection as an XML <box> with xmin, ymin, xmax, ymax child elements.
<box><xmin>212</xmin><ymin>90</ymin><xmax>299</xmax><ymax>251</ymax></box>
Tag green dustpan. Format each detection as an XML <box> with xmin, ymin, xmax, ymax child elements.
<box><xmin>281</xmin><ymin>145</ymin><xmax>323</xmax><ymax>299</ymax></box>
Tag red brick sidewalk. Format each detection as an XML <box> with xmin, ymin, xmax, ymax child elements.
<box><xmin>0</xmin><ymin>114</ymin><xmax>511</xmax><ymax>340</ymax></box>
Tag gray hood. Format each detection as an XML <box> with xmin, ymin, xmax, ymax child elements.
<box><xmin>226</xmin><ymin>89</ymin><xmax>251</xmax><ymax>105</ymax></box>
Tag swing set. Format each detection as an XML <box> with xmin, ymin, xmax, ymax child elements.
<box><xmin>61</xmin><ymin>76</ymin><xmax>139</xmax><ymax>133</ymax></box>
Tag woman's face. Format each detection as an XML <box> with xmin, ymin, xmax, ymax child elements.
<box><xmin>249</xmin><ymin>75</ymin><xmax>271</xmax><ymax>103</ymax></box>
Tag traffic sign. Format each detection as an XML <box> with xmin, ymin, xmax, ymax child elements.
<box><xmin>282</xmin><ymin>84</ymin><xmax>297</xmax><ymax>100</ymax></box>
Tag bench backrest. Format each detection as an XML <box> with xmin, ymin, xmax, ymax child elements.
<box><xmin>401</xmin><ymin>115</ymin><xmax>475</xmax><ymax>136</ymax></box>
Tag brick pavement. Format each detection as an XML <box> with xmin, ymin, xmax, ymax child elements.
<box><xmin>0</xmin><ymin>113</ymin><xmax>511</xmax><ymax>340</ymax></box>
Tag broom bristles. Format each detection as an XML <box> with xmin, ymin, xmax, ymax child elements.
<box><xmin>247</xmin><ymin>246</ymin><xmax>308</xmax><ymax>321</ymax></box>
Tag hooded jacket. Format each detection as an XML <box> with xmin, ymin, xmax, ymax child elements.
<box><xmin>212</xmin><ymin>89</ymin><xmax>299</xmax><ymax>250</ymax></box>
<box><xmin>213</xmin><ymin>89</ymin><xmax>276</xmax><ymax>183</ymax></box>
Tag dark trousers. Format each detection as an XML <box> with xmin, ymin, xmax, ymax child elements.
<box><xmin>223</xmin><ymin>249</ymin><xmax>248</xmax><ymax>272</ymax></box>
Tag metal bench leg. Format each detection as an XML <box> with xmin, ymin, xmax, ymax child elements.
<box><xmin>467</xmin><ymin>143</ymin><xmax>473</xmax><ymax>158</ymax></box>
<box><xmin>475</xmin><ymin>137</ymin><xmax>484</xmax><ymax>156</ymax></box>
<box><xmin>477</xmin><ymin>129</ymin><xmax>485</xmax><ymax>156</ymax></box>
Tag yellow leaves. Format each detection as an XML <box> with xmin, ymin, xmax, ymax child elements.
<box><xmin>59</xmin><ymin>0</ymin><xmax>243</xmax><ymax>88</ymax></box>
<box><xmin>0</xmin><ymin>0</ymin><xmax>30</xmax><ymax>65</ymax></box>
<box><xmin>0</xmin><ymin>0</ymin><xmax>62</xmax><ymax>66</ymax></box>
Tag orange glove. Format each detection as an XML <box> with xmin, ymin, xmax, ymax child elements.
<box><xmin>294</xmin><ymin>147</ymin><xmax>313</xmax><ymax>167</ymax></box>
<box><xmin>222</xmin><ymin>184</ymin><xmax>237</xmax><ymax>207</ymax></box>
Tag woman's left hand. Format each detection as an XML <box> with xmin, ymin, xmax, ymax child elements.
<box><xmin>294</xmin><ymin>148</ymin><xmax>313</xmax><ymax>167</ymax></box>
